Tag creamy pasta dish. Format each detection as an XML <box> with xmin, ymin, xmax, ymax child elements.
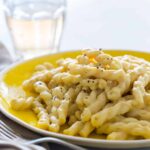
<box><xmin>10</xmin><ymin>49</ymin><xmax>150</xmax><ymax>140</ymax></box>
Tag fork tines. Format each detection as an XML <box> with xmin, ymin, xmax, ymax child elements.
<box><xmin>0</xmin><ymin>120</ymin><xmax>19</xmax><ymax>140</ymax></box>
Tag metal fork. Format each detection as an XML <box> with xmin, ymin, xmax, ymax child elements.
<box><xmin>0</xmin><ymin>120</ymin><xmax>86</xmax><ymax>150</ymax></box>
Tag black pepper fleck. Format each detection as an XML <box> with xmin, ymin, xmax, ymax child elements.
<box><xmin>83</xmin><ymin>89</ymin><xmax>86</xmax><ymax>93</ymax></box>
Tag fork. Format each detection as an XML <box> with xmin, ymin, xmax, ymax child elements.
<box><xmin>0</xmin><ymin>120</ymin><xmax>86</xmax><ymax>150</ymax></box>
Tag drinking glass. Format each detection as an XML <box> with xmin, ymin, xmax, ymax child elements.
<box><xmin>3</xmin><ymin>0</ymin><xmax>66</xmax><ymax>59</ymax></box>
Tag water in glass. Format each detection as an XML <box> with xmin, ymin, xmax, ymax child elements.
<box><xmin>6</xmin><ymin>1</ymin><xmax>65</xmax><ymax>59</ymax></box>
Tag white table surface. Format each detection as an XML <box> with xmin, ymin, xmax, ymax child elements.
<box><xmin>0</xmin><ymin>0</ymin><xmax>150</xmax><ymax>53</ymax></box>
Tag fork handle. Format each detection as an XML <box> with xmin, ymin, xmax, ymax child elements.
<box><xmin>26</xmin><ymin>137</ymin><xmax>87</xmax><ymax>150</ymax></box>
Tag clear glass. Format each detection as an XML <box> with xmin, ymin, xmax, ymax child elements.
<box><xmin>3</xmin><ymin>0</ymin><xmax>66</xmax><ymax>59</ymax></box>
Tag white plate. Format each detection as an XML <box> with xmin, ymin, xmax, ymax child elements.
<box><xmin>0</xmin><ymin>50</ymin><xmax>150</xmax><ymax>149</ymax></box>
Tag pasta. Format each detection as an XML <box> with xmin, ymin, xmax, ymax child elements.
<box><xmin>107</xmin><ymin>131</ymin><xmax>128</xmax><ymax>140</ymax></box>
<box><xmin>32</xmin><ymin>98</ymin><xmax>50</xmax><ymax>129</ymax></box>
<box><xmin>10</xmin><ymin>49</ymin><xmax>150</xmax><ymax>140</ymax></box>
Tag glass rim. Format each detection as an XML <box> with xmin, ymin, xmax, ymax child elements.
<box><xmin>3</xmin><ymin>0</ymin><xmax>67</xmax><ymax>8</ymax></box>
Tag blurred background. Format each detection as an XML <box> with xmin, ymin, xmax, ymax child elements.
<box><xmin>57</xmin><ymin>0</ymin><xmax>150</xmax><ymax>52</ymax></box>
<box><xmin>0</xmin><ymin>0</ymin><xmax>150</xmax><ymax>61</ymax></box>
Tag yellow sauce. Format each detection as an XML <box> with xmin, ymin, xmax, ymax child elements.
<box><xmin>0</xmin><ymin>50</ymin><xmax>149</xmax><ymax>133</ymax></box>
